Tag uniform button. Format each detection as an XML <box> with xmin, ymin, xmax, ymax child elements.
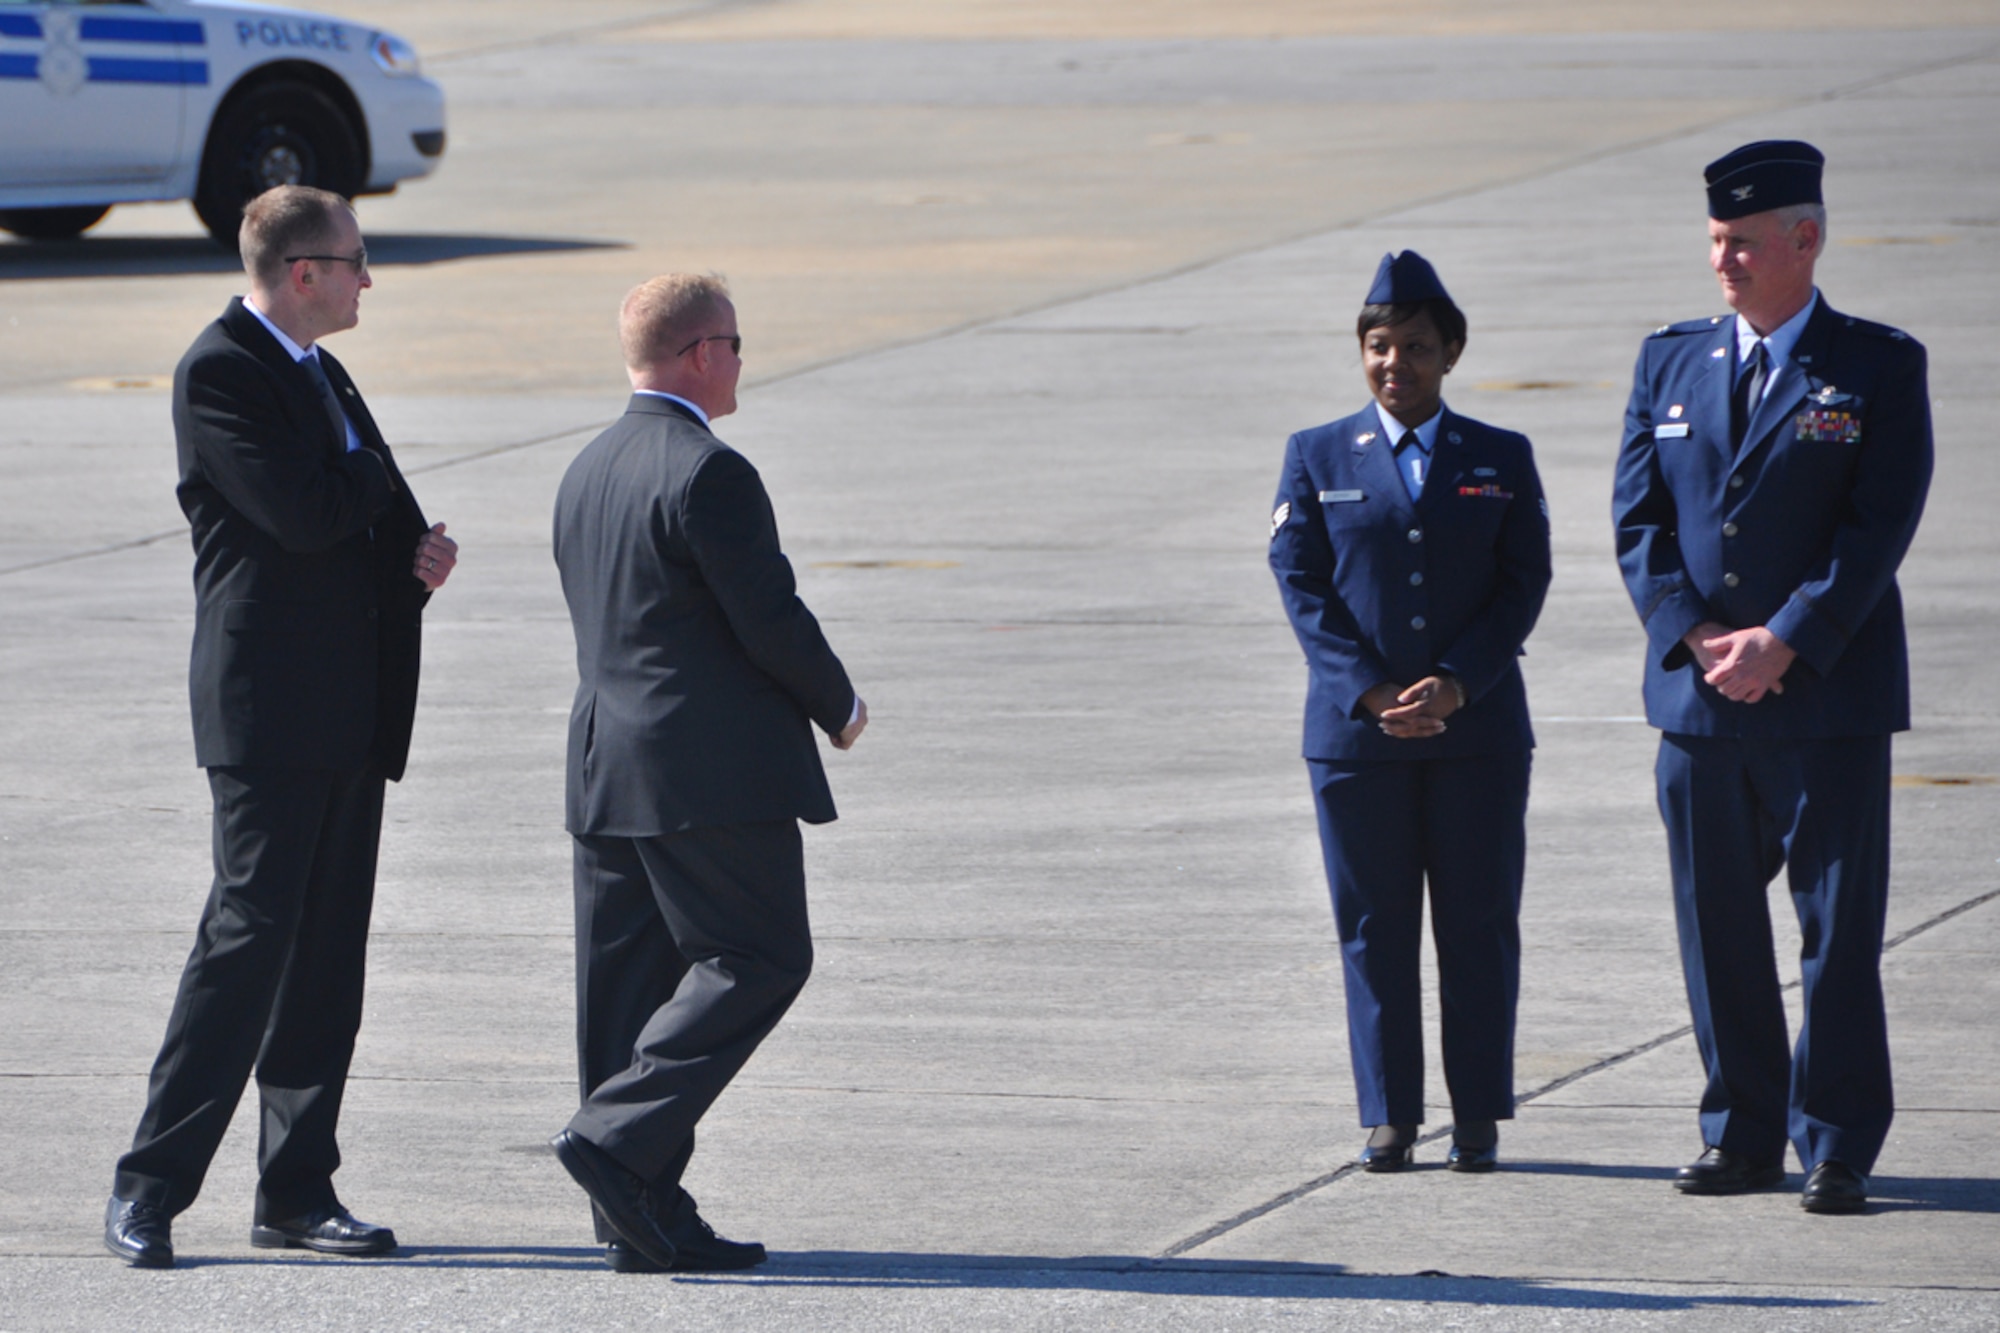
<box><xmin>1722</xmin><ymin>522</ymin><xmax>1738</xmax><ymax>537</ymax></box>
<box><xmin>1407</xmin><ymin>528</ymin><xmax>1423</xmax><ymax>543</ymax></box>
<box><xmin>1723</xmin><ymin>573</ymin><xmax>1740</xmax><ymax>588</ymax></box>
<box><xmin>1729</xmin><ymin>475</ymin><xmax>1745</xmax><ymax>490</ymax></box>
<box><xmin>1411</xmin><ymin>616</ymin><xmax>1427</xmax><ymax>631</ymax></box>
<box><xmin>1409</xmin><ymin>572</ymin><xmax>1424</xmax><ymax>587</ymax></box>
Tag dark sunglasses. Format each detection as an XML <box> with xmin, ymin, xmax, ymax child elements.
<box><xmin>285</xmin><ymin>249</ymin><xmax>369</xmax><ymax>272</ymax></box>
<box><xmin>676</xmin><ymin>333</ymin><xmax>742</xmax><ymax>357</ymax></box>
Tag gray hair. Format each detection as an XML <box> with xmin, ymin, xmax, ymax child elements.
<box><xmin>1775</xmin><ymin>201</ymin><xmax>1828</xmax><ymax>252</ymax></box>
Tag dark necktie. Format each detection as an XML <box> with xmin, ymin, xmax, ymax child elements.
<box><xmin>1395</xmin><ymin>429</ymin><xmax>1424</xmax><ymax>494</ymax></box>
<box><xmin>1732</xmin><ymin>340</ymin><xmax>1769</xmax><ymax>449</ymax></box>
<box><xmin>300</xmin><ymin>353</ymin><xmax>353</xmax><ymax>452</ymax></box>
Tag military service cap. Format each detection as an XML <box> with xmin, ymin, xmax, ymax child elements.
<box><xmin>1705</xmin><ymin>140</ymin><xmax>1824</xmax><ymax>220</ymax></box>
<box><xmin>1364</xmin><ymin>250</ymin><xmax>1451</xmax><ymax>305</ymax></box>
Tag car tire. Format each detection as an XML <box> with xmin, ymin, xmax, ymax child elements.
<box><xmin>0</xmin><ymin>205</ymin><xmax>112</xmax><ymax>241</ymax></box>
<box><xmin>194</xmin><ymin>81</ymin><xmax>363</xmax><ymax>248</ymax></box>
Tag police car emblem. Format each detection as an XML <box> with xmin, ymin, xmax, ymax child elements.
<box><xmin>39</xmin><ymin>10</ymin><xmax>87</xmax><ymax>97</ymax></box>
<box><xmin>1270</xmin><ymin>502</ymin><xmax>1291</xmax><ymax>538</ymax></box>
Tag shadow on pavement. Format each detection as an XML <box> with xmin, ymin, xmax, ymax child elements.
<box><xmin>1868</xmin><ymin>1176</ymin><xmax>2000</xmax><ymax>1215</ymax></box>
<box><xmin>673</xmin><ymin>1253</ymin><xmax>1872</xmax><ymax>1310</ymax></box>
<box><xmin>0</xmin><ymin>233</ymin><xmax>627</xmax><ymax>280</ymax></box>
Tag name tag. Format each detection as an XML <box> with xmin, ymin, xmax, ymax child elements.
<box><xmin>1656</xmin><ymin>423</ymin><xmax>1691</xmax><ymax>439</ymax></box>
<box><xmin>1319</xmin><ymin>489</ymin><xmax>1365</xmax><ymax>503</ymax></box>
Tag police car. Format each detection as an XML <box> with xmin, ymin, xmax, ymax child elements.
<box><xmin>0</xmin><ymin>0</ymin><xmax>444</xmax><ymax>245</ymax></box>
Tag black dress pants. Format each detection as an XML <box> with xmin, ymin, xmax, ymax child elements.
<box><xmin>114</xmin><ymin>765</ymin><xmax>384</xmax><ymax>1221</ymax></box>
<box><xmin>568</xmin><ymin>821</ymin><xmax>813</xmax><ymax>1239</ymax></box>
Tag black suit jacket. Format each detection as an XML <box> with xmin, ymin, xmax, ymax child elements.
<box><xmin>553</xmin><ymin>395</ymin><xmax>855</xmax><ymax>835</ymax></box>
<box><xmin>173</xmin><ymin>298</ymin><xmax>432</xmax><ymax>780</ymax></box>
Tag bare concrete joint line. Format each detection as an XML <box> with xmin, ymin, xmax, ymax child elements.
<box><xmin>1157</xmin><ymin>880</ymin><xmax>2000</xmax><ymax>1259</ymax></box>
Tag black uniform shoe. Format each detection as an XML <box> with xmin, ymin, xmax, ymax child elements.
<box><xmin>1801</xmin><ymin>1161</ymin><xmax>1867</xmax><ymax>1215</ymax></box>
<box><xmin>1446</xmin><ymin>1144</ymin><xmax>1498</xmax><ymax>1172</ymax></box>
<box><xmin>550</xmin><ymin>1130</ymin><xmax>677</xmax><ymax>1272</ymax></box>
<box><xmin>1447</xmin><ymin>1119</ymin><xmax>1498</xmax><ymax>1173</ymax></box>
<box><xmin>251</xmin><ymin>1205</ymin><xmax>398</xmax><ymax>1256</ymax></box>
<box><xmin>1360</xmin><ymin>1123</ymin><xmax>1417</xmax><ymax>1173</ymax></box>
<box><xmin>104</xmin><ymin>1197</ymin><xmax>173</xmax><ymax>1268</ymax></box>
<box><xmin>1674</xmin><ymin>1147</ymin><xmax>1785</xmax><ymax>1195</ymax></box>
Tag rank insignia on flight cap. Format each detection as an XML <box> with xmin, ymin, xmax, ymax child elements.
<box><xmin>1704</xmin><ymin>140</ymin><xmax>1824</xmax><ymax>221</ymax></box>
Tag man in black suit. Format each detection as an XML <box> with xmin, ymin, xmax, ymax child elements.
<box><xmin>104</xmin><ymin>186</ymin><xmax>458</xmax><ymax>1268</ymax></box>
<box><xmin>549</xmin><ymin>274</ymin><xmax>865</xmax><ymax>1273</ymax></box>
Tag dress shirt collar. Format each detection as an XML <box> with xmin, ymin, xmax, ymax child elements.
<box><xmin>241</xmin><ymin>295</ymin><xmax>316</xmax><ymax>363</ymax></box>
<box><xmin>1374</xmin><ymin>401</ymin><xmax>1443</xmax><ymax>453</ymax></box>
<box><xmin>1735</xmin><ymin>288</ymin><xmax>1818</xmax><ymax>368</ymax></box>
<box><xmin>633</xmin><ymin>389</ymin><xmax>710</xmax><ymax>427</ymax></box>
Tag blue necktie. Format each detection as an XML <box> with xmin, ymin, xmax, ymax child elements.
<box><xmin>1733</xmin><ymin>341</ymin><xmax>1769</xmax><ymax>449</ymax></box>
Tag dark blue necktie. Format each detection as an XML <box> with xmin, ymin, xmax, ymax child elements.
<box><xmin>1733</xmin><ymin>340</ymin><xmax>1769</xmax><ymax>449</ymax></box>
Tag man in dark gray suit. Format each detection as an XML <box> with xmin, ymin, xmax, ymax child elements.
<box><xmin>549</xmin><ymin>274</ymin><xmax>866</xmax><ymax>1273</ymax></box>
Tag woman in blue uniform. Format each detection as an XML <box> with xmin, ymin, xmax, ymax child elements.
<box><xmin>1269</xmin><ymin>252</ymin><xmax>1551</xmax><ymax>1171</ymax></box>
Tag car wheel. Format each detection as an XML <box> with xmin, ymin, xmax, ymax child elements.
<box><xmin>194</xmin><ymin>81</ymin><xmax>363</xmax><ymax>248</ymax></box>
<box><xmin>0</xmin><ymin>205</ymin><xmax>112</xmax><ymax>241</ymax></box>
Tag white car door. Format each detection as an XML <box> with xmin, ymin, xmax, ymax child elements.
<box><xmin>0</xmin><ymin>0</ymin><xmax>193</xmax><ymax>190</ymax></box>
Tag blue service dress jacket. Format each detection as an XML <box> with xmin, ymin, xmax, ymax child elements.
<box><xmin>1613</xmin><ymin>298</ymin><xmax>1932</xmax><ymax>737</ymax></box>
<box><xmin>1271</xmin><ymin>405</ymin><xmax>1551</xmax><ymax>759</ymax></box>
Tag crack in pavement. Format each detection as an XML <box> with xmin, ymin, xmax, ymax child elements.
<box><xmin>1156</xmin><ymin>883</ymin><xmax>2000</xmax><ymax>1259</ymax></box>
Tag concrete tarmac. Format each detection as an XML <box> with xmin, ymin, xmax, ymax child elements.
<box><xmin>3</xmin><ymin>3</ymin><xmax>1998</xmax><ymax>1328</ymax></box>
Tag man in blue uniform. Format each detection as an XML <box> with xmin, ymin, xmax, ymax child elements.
<box><xmin>1613</xmin><ymin>141</ymin><xmax>1932</xmax><ymax>1214</ymax></box>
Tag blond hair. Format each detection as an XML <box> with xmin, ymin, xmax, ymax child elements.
<box><xmin>620</xmin><ymin>274</ymin><xmax>731</xmax><ymax>372</ymax></box>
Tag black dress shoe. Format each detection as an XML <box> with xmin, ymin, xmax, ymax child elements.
<box><xmin>661</xmin><ymin>1191</ymin><xmax>767</xmax><ymax>1272</ymax></box>
<box><xmin>1674</xmin><ymin>1146</ymin><xmax>1785</xmax><ymax>1195</ymax></box>
<box><xmin>1801</xmin><ymin>1160</ymin><xmax>1867</xmax><ymax>1215</ymax></box>
<box><xmin>550</xmin><ymin>1130</ymin><xmax>677</xmax><ymax>1271</ymax></box>
<box><xmin>251</xmin><ymin>1205</ymin><xmax>398</xmax><ymax>1256</ymax></box>
<box><xmin>104</xmin><ymin>1197</ymin><xmax>173</xmax><ymax>1268</ymax></box>
<box><xmin>1360</xmin><ymin>1124</ymin><xmax>1417</xmax><ymax>1173</ymax></box>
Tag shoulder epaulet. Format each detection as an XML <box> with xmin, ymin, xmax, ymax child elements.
<box><xmin>1839</xmin><ymin>314</ymin><xmax>1919</xmax><ymax>345</ymax></box>
<box><xmin>1648</xmin><ymin>315</ymin><xmax>1725</xmax><ymax>339</ymax></box>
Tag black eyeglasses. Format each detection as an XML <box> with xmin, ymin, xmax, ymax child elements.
<box><xmin>285</xmin><ymin>249</ymin><xmax>369</xmax><ymax>272</ymax></box>
<box><xmin>676</xmin><ymin>333</ymin><xmax>742</xmax><ymax>357</ymax></box>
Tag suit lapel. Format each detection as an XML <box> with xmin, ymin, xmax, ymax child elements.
<box><xmin>220</xmin><ymin>298</ymin><xmax>349</xmax><ymax>459</ymax></box>
<box><xmin>1349</xmin><ymin>407</ymin><xmax>1414</xmax><ymax>523</ymax></box>
<box><xmin>1739</xmin><ymin>300</ymin><xmax>1836</xmax><ymax>461</ymax></box>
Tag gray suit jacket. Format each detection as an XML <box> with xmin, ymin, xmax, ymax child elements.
<box><xmin>553</xmin><ymin>395</ymin><xmax>855</xmax><ymax>835</ymax></box>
